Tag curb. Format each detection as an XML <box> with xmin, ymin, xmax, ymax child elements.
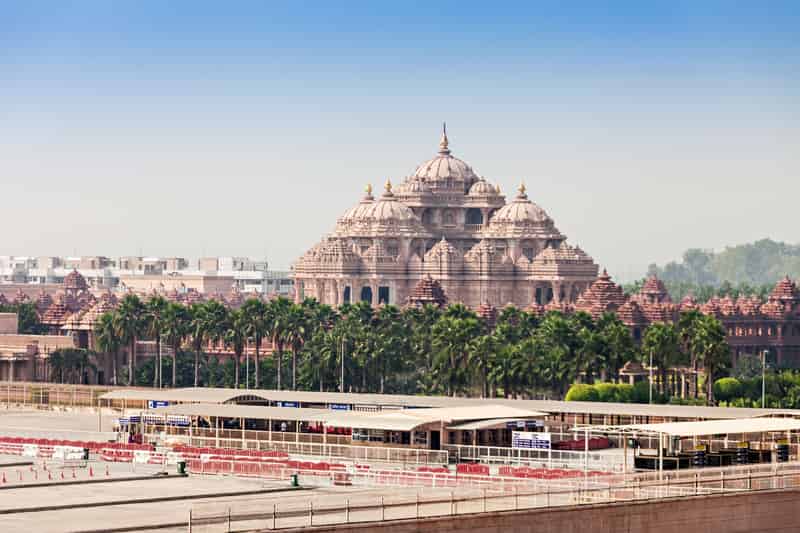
<box><xmin>0</xmin><ymin>472</ymin><xmax>187</xmax><ymax>491</ymax></box>
<box><xmin>2</xmin><ymin>485</ymin><xmax>309</xmax><ymax>515</ymax></box>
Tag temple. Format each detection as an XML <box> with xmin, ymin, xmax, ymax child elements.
<box><xmin>566</xmin><ymin>271</ymin><xmax>800</xmax><ymax>367</ymax></box>
<box><xmin>293</xmin><ymin>126</ymin><xmax>599</xmax><ymax>308</ymax></box>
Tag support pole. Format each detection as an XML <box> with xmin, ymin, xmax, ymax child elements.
<box><xmin>584</xmin><ymin>428</ymin><xmax>589</xmax><ymax>473</ymax></box>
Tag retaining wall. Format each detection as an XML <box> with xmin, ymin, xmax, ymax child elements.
<box><xmin>281</xmin><ymin>488</ymin><xmax>800</xmax><ymax>533</ymax></box>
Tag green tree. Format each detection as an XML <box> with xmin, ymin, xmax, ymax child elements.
<box><xmin>641</xmin><ymin>322</ymin><xmax>682</xmax><ymax>397</ymax></box>
<box><xmin>265</xmin><ymin>297</ymin><xmax>292</xmax><ymax>390</ymax></box>
<box><xmin>241</xmin><ymin>297</ymin><xmax>268</xmax><ymax>388</ymax></box>
<box><xmin>145</xmin><ymin>295</ymin><xmax>168</xmax><ymax>388</ymax></box>
<box><xmin>162</xmin><ymin>302</ymin><xmax>190</xmax><ymax>387</ymax></box>
<box><xmin>94</xmin><ymin>312</ymin><xmax>121</xmax><ymax>385</ymax></box>
<box><xmin>114</xmin><ymin>294</ymin><xmax>146</xmax><ymax>386</ymax></box>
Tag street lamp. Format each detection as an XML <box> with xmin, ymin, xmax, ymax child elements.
<box><xmin>762</xmin><ymin>349</ymin><xmax>768</xmax><ymax>409</ymax></box>
<box><xmin>649</xmin><ymin>348</ymin><xmax>654</xmax><ymax>404</ymax></box>
<box><xmin>340</xmin><ymin>336</ymin><xmax>346</xmax><ymax>393</ymax></box>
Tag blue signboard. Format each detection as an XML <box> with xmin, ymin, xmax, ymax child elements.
<box><xmin>277</xmin><ymin>401</ymin><xmax>299</xmax><ymax>408</ymax></box>
<box><xmin>147</xmin><ymin>400</ymin><xmax>169</xmax><ymax>409</ymax></box>
<box><xmin>329</xmin><ymin>403</ymin><xmax>350</xmax><ymax>411</ymax></box>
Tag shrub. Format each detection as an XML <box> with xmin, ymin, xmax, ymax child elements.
<box><xmin>565</xmin><ymin>384</ymin><xmax>599</xmax><ymax>402</ymax></box>
<box><xmin>713</xmin><ymin>377</ymin><xmax>742</xmax><ymax>402</ymax></box>
<box><xmin>594</xmin><ymin>382</ymin><xmax>618</xmax><ymax>402</ymax></box>
<box><xmin>631</xmin><ymin>381</ymin><xmax>650</xmax><ymax>403</ymax></box>
<box><xmin>615</xmin><ymin>383</ymin><xmax>634</xmax><ymax>403</ymax></box>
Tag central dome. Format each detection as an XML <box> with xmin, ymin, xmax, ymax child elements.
<box><xmin>411</xmin><ymin>125</ymin><xmax>478</xmax><ymax>188</ymax></box>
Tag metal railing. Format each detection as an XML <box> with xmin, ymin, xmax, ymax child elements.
<box><xmin>445</xmin><ymin>443</ymin><xmax>625</xmax><ymax>473</ymax></box>
<box><xmin>187</xmin><ymin>463</ymin><xmax>800</xmax><ymax>531</ymax></box>
<box><xmin>171</xmin><ymin>435</ymin><xmax>448</xmax><ymax>466</ymax></box>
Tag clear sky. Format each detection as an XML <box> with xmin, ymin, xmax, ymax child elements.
<box><xmin>2</xmin><ymin>1</ymin><xmax>798</xmax><ymax>281</ymax></box>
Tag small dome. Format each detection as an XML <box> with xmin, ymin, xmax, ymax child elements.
<box><xmin>361</xmin><ymin>180</ymin><xmax>419</xmax><ymax>223</ymax></box>
<box><xmin>64</xmin><ymin>269</ymin><xmax>88</xmax><ymax>291</ymax></box>
<box><xmin>488</xmin><ymin>183</ymin><xmax>552</xmax><ymax>226</ymax></box>
<box><xmin>338</xmin><ymin>184</ymin><xmax>375</xmax><ymax>223</ymax></box>
<box><xmin>336</xmin><ymin>180</ymin><xmax>423</xmax><ymax>235</ymax></box>
<box><xmin>468</xmin><ymin>178</ymin><xmax>495</xmax><ymax>196</ymax></box>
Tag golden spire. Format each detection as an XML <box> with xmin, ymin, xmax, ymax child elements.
<box><xmin>384</xmin><ymin>178</ymin><xmax>392</xmax><ymax>193</ymax></box>
<box><xmin>518</xmin><ymin>182</ymin><xmax>526</xmax><ymax>196</ymax></box>
<box><xmin>365</xmin><ymin>183</ymin><xmax>372</xmax><ymax>195</ymax></box>
<box><xmin>438</xmin><ymin>122</ymin><xmax>450</xmax><ymax>155</ymax></box>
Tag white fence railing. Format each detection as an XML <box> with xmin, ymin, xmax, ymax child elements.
<box><xmin>188</xmin><ymin>465</ymin><xmax>800</xmax><ymax>531</ymax></box>
<box><xmin>444</xmin><ymin>444</ymin><xmax>625</xmax><ymax>473</ymax></box>
<box><xmin>144</xmin><ymin>434</ymin><xmax>448</xmax><ymax>466</ymax></box>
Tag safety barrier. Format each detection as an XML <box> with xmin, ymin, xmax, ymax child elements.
<box><xmin>171</xmin><ymin>435</ymin><xmax>448</xmax><ymax>466</ymax></box>
<box><xmin>187</xmin><ymin>466</ymin><xmax>800</xmax><ymax>530</ymax></box>
<box><xmin>445</xmin><ymin>443</ymin><xmax>623</xmax><ymax>473</ymax></box>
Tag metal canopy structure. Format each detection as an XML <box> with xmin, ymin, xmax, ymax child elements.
<box><xmin>100</xmin><ymin>387</ymin><xmax>800</xmax><ymax>421</ymax></box>
<box><xmin>145</xmin><ymin>403</ymin><xmax>545</xmax><ymax>433</ymax></box>
<box><xmin>574</xmin><ymin>417</ymin><xmax>800</xmax><ymax>438</ymax></box>
<box><xmin>147</xmin><ymin>403</ymin><xmax>332</xmax><ymax>422</ymax></box>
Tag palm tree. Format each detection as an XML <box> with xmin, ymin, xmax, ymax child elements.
<box><xmin>678</xmin><ymin>309</ymin><xmax>704</xmax><ymax>398</ymax></box>
<box><xmin>642</xmin><ymin>322</ymin><xmax>681</xmax><ymax>398</ymax></box>
<box><xmin>145</xmin><ymin>296</ymin><xmax>168</xmax><ymax>388</ymax></box>
<box><xmin>114</xmin><ymin>294</ymin><xmax>145</xmax><ymax>386</ymax></box>
<box><xmin>225</xmin><ymin>308</ymin><xmax>247</xmax><ymax>388</ymax></box>
<box><xmin>431</xmin><ymin>310</ymin><xmax>481</xmax><ymax>396</ymax></box>
<box><xmin>285</xmin><ymin>302</ymin><xmax>311</xmax><ymax>390</ymax></box>
<box><xmin>265</xmin><ymin>297</ymin><xmax>292</xmax><ymax>390</ymax></box>
<box><xmin>162</xmin><ymin>302</ymin><xmax>190</xmax><ymax>387</ymax></box>
<box><xmin>94</xmin><ymin>312</ymin><xmax>121</xmax><ymax>385</ymax></box>
<box><xmin>691</xmin><ymin>314</ymin><xmax>730</xmax><ymax>405</ymax></box>
<box><xmin>202</xmin><ymin>299</ymin><xmax>230</xmax><ymax>386</ymax></box>
<box><xmin>241</xmin><ymin>297</ymin><xmax>267</xmax><ymax>388</ymax></box>
<box><xmin>188</xmin><ymin>303</ymin><xmax>208</xmax><ymax>386</ymax></box>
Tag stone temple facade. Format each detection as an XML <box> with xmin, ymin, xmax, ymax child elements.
<box><xmin>293</xmin><ymin>127</ymin><xmax>599</xmax><ymax>308</ymax></box>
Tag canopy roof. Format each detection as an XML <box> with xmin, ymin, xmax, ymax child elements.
<box><xmin>145</xmin><ymin>403</ymin><xmax>545</xmax><ymax>432</ymax></box>
<box><xmin>147</xmin><ymin>403</ymin><xmax>332</xmax><ymax>422</ymax></box>
<box><xmin>575</xmin><ymin>417</ymin><xmax>800</xmax><ymax>437</ymax></box>
<box><xmin>100</xmin><ymin>387</ymin><xmax>800</xmax><ymax>421</ymax></box>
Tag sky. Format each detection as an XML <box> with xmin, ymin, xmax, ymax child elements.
<box><xmin>2</xmin><ymin>1</ymin><xmax>798</xmax><ymax>281</ymax></box>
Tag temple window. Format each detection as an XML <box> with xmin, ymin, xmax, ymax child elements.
<box><xmin>360</xmin><ymin>286</ymin><xmax>373</xmax><ymax>304</ymax></box>
<box><xmin>523</xmin><ymin>247</ymin><xmax>535</xmax><ymax>261</ymax></box>
<box><xmin>535</xmin><ymin>287</ymin><xmax>543</xmax><ymax>305</ymax></box>
<box><xmin>421</xmin><ymin>209</ymin><xmax>433</xmax><ymax>225</ymax></box>
<box><xmin>465</xmin><ymin>208</ymin><xmax>483</xmax><ymax>225</ymax></box>
<box><xmin>343</xmin><ymin>287</ymin><xmax>351</xmax><ymax>303</ymax></box>
<box><xmin>545</xmin><ymin>287</ymin><xmax>554</xmax><ymax>303</ymax></box>
<box><xmin>443</xmin><ymin>211</ymin><xmax>456</xmax><ymax>227</ymax></box>
<box><xmin>378</xmin><ymin>286</ymin><xmax>390</xmax><ymax>304</ymax></box>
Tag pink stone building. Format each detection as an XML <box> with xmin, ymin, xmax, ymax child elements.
<box><xmin>293</xmin><ymin>127</ymin><xmax>599</xmax><ymax>308</ymax></box>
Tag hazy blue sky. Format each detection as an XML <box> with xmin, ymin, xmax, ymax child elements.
<box><xmin>2</xmin><ymin>1</ymin><xmax>798</xmax><ymax>280</ymax></box>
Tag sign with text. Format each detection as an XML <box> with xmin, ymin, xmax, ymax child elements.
<box><xmin>329</xmin><ymin>403</ymin><xmax>350</xmax><ymax>411</ymax></box>
<box><xmin>147</xmin><ymin>400</ymin><xmax>169</xmax><ymax>409</ymax></box>
<box><xmin>512</xmin><ymin>431</ymin><xmax>551</xmax><ymax>450</ymax></box>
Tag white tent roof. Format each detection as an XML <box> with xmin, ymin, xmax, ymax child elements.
<box><xmin>578</xmin><ymin>417</ymin><xmax>800</xmax><ymax>437</ymax></box>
